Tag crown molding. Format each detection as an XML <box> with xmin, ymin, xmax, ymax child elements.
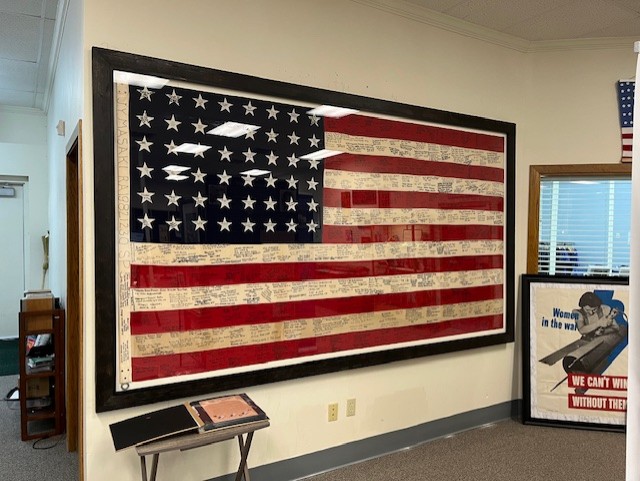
<box><xmin>531</xmin><ymin>36</ymin><xmax>639</xmax><ymax>52</ymax></box>
<box><xmin>42</xmin><ymin>0</ymin><xmax>70</xmax><ymax>114</ymax></box>
<box><xmin>0</xmin><ymin>104</ymin><xmax>46</xmax><ymax>116</ymax></box>
<box><xmin>351</xmin><ymin>0</ymin><xmax>638</xmax><ymax>53</ymax></box>
<box><xmin>351</xmin><ymin>0</ymin><xmax>530</xmax><ymax>52</ymax></box>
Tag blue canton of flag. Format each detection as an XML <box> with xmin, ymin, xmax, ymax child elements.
<box><xmin>127</xmin><ymin>84</ymin><xmax>325</xmax><ymax>244</ymax></box>
<box><xmin>616</xmin><ymin>80</ymin><xmax>634</xmax><ymax>161</ymax></box>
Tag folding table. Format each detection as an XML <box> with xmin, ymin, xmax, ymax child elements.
<box><xmin>135</xmin><ymin>419</ymin><xmax>270</xmax><ymax>481</ymax></box>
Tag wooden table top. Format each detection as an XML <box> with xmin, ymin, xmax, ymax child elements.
<box><xmin>135</xmin><ymin>419</ymin><xmax>270</xmax><ymax>456</ymax></box>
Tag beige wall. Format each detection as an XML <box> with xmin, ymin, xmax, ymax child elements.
<box><xmin>70</xmin><ymin>1</ymin><xmax>636</xmax><ymax>479</ymax></box>
<box><xmin>526</xmin><ymin>48</ymin><xmax>636</xmax><ymax>166</ymax></box>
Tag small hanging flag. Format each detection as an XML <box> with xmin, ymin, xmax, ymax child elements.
<box><xmin>616</xmin><ymin>80</ymin><xmax>635</xmax><ymax>162</ymax></box>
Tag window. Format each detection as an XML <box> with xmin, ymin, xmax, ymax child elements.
<box><xmin>527</xmin><ymin>164</ymin><xmax>632</xmax><ymax>277</ymax></box>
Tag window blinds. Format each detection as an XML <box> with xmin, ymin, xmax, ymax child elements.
<box><xmin>538</xmin><ymin>177</ymin><xmax>631</xmax><ymax>276</ymax></box>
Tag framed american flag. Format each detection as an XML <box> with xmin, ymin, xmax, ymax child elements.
<box><xmin>92</xmin><ymin>47</ymin><xmax>515</xmax><ymax>412</ymax></box>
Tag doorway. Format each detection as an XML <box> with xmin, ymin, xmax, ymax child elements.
<box><xmin>65</xmin><ymin>120</ymin><xmax>83</xmax><ymax>480</ymax></box>
<box><xmin>0</xmin><ymin>182</ymin><xmax>25</xmax><ymax>339</ymax></box>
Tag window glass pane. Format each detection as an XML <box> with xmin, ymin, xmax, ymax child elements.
<box><xmin>538</xmin><ymin>177</ymin><xmax>631</xmax><ymax>276</ymax></box>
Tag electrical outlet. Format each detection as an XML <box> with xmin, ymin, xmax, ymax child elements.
<box><xmin>328</xmin><ymin>403</ymin><xmax>339</xmax><ymax>422</ymax></box>
<box><xmin>346</xmin><ymin>398</ymin><xmax>356</xmax><ymax>417</ymax></box>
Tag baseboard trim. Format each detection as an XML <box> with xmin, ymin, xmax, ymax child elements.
<box><xmin>207</xmin><ymin>399</ymin><xmax>521</xmax><ymax>481</ymax></box>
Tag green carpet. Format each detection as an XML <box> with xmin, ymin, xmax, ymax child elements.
<box><xmin>0</xmin><ymin>339</ymin><xmax>19</xmax><ymax>376</ymax></box>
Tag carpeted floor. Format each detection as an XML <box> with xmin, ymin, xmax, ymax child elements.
<box><xmin>0</xmin><ymin>338</ymin><xmax>19</xmax><ymax>376</ymax></box>
<box><xmin>0</xmin><ymin>370</ymin><xmax>627</xmax><ymax>481</ymax></box>
<box><xmin>0</xmin><ymin>375</ymin><xmax>78</xmax><ymax>481</ymax></box>
<box><xmin>303</xmin><ymin>418</ymin><xmax>626</xmax><ymax>481</ymax></box>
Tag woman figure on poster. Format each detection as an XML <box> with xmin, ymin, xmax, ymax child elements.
<box><xmin>572</xmin><ymin>291</ymin><xmax>620</xmax><ymax>340</ymax></box>
<box><xmin>540</xmin><ymin>289</ymin><xmax>627</xmax><ymax>393</ymax></box>
<box><xmin>557</xmin><ymin>290</ymin><xmax>628</xmax><ymax>386</ymax></box>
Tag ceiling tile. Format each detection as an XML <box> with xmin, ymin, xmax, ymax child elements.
<box><xmin>0</xmin><ymin>59</ymin><xmax>37</xmax><ymax>92</ymax></box>
<box><xmin>45</xmin><ymin>0</ymin><xmax>59</xmax><ymax>20</ymax></box>
<box><xmin>0</xmin><ymin>12</ymin><xmax>42</xmax><ymax>61</ymax></box>
<box><xmin>404</xmin><ymin>0</ymin><xmax>468</xmax><ymax>12</ymax></box>
<box><xmin>34</xmin><ymin>91</ymin><xmax>45</xmax><ymax>108</ymax></box>
<box><xmin>609</xmin><ymin>0</ymin><xmax>640</xmax><ymax>14</ymax></box>
<box><xmin>35</xmin><ymin>19</ymin><xmax>55</xmax><ymax>93</ymax></box>
<box><xmin>444</xmin><ymin>0</ymin><xmax>572</xmax><ymax>30</ymax></box>
<box><xmin>399</xmin><ymin>0</ymin><xmax>640</xmax><ymax>40</ymax></box>
<box><xmin>0</xmin><ymin>88</ymin><xmax>36</xmax><ymax>108</ymax></box>
<box><xmin>0</xmin><ymin>0</ymin><xmax>51</xmax><ymax>18</ymax></box>
<box><xmin>582</xmin><ymin>14</ymin><xmax>640</xmax><ymax>38</ymax></box>
<box><xmin>501</xmin><ymin>0</ymin><xmax>634</xmax><ymax>40</ymax></box>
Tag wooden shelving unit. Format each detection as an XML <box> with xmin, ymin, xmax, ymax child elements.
<box><xmin>18</xmin><ymin>308</ymin><xmax>65</xmax><ymax>441</ymax></box>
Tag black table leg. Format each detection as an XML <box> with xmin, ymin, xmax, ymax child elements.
<box><xmin>150</xmin><ymin>453</ymin><xmax>159</xmax><ymax>481</ymax></box>
<box><xmin>140</xmin><ymin>453</ymin><xmax>160</xmax><ymax>481</ymax></box>
<box><xmin>234</xmin><ymin>432</ymin><xmax>255</xmax><ymax>481</ymax></box>
<box><xmin>140</xmin><ymin>456</ymin><xmax>148</xmax><ymax>481</ymax></box>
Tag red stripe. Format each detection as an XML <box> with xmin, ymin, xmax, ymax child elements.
<box><xmin>325</xmin><ymin>155</ymin><xmax>504</xmax><ymax>183</ymax></box>
<box><xmin>322</xmin><ymin>224</ymin><xmax>503</xmax><ymax>243</ymax></box>
<box><xmin>324</xmin><ymin>115</ymin><xmax>505</xmax><ymax>153</ymax></box>
<box><xmin>130</xmin><ymin>284</ymin><xmax>504</xmax><ymax>334</ymax></box>
<box><xmin>131</xmin><ymin>314</ymin><xmax>504</xmax><ymax>381</ymax></box>
<box><xmin>131</xmin><ymin>255</ymin><xmax>502</xmax><ymax>288</ymax></box>
<box><xmin>324</xmin><ymin>189</ymin><xmax>504</xmax><ymax>211</ymax></box>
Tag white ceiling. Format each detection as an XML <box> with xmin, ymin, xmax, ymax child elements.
<box><xmin>1</xmin><ymin>0</ymin><xmax>640</xmax><ymax>112</ymax></box>
<box><xmin>0</xmin><ymin>0</ymin><xmax>58</xmax><ymax>111</ymax></box>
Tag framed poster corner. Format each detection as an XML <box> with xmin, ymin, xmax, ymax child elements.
<box><xmin>521</xmin><ymin>274</ymin><xmax>628</xmax><ymax>432</ymax></box>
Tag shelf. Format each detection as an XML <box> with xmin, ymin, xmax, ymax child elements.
<box><xmin>19</xmin><ymin>308</ymin><xmax>65</xmax><ymax>441</ymax></box>
<box><xmin>25</xmin><ymin>409</ymin><xmax>56</xmax><ymax>420</ymax></box>
<box><xmin>24</xmin><ymin>369</ymin><xmax>56</xmax><ymax>377</ymax></box>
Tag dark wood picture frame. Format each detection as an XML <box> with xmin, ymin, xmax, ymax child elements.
<box><xmin>522</xmin><ymin>274</ymin><xmax>628</xmax><ymax>432</ymax></box>
<box><xmin>92</xmin><ymin>47</ymin><xmax>516</xmax><ymax>412</ymax></box>
<box><xmin>526</xmin><ymin>164</ymin><xmax>631</xmax><ymax>274</ymax></box>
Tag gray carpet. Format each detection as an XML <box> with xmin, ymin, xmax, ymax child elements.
<box><xmin>304</xmin><ymin>419</ymin><xmax>626</xmax><ymax>481</ymax></box>
<box><xmin>0</xmin><ymin>372</ymin><xmax>627</xmax><ymax>481</ymax></box>
<box><xmin>1</xmin><ymin>375</ymin><xmax>78</xmax><ymax>481</ymax></box>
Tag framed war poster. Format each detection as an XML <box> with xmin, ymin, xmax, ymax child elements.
<box><xmin>522</xmin><ymin>274</ymin><xmax>628</xmax><ymax>432</ymax></box>
<box><xmin>92</xmin><ymin>47</ymin><xmax>516</xmax><ymax>411</ymax></box>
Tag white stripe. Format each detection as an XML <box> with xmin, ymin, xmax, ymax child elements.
<box><xmin>115</xmin><ymin>83</ymin><xmax>133</xmax><ymax>384</ymax></box>
<box><xmin>131</xmin><ymin>299</ymin><xmax>504</xmax><ymax>357</ymax></box>
<box><xmin>325</xmin><ymin>131</ymin><xmax>504</xmax><ymax>168</ymax></box>
<box><xmin>323</xmin><ymin>207</ymin><xmax>504</xmax><ymax>227</ymax></box>
<box><xmin>131</xmin><ymin>240</ymin><xmax>504</xmax><ymax>266</ymax></box>
<box><xmin>131</xmin><ymin>268</ymin><xmax>504</xmax><ymax>312</ymax></box>
<box><xmin>324</xmin><ymin>169</ymin><xmax>504</xmax><ymax>197</ymax></box>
